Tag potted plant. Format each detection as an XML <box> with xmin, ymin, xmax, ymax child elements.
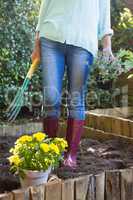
<box><xmin>8</xmin><ymin>132</ymin><xmax>68</xmax><ymax>187</ymax></box>
<box><xmin>90</xmin><ymin>49</ymin><xmax>133</xmax><ymax>89</ymax></box>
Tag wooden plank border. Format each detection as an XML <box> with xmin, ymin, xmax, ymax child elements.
<box><xmin>85</xmin><ymin>113</ymin><xmax>133</xmax><ymax>138</ymax></box>
<box><xmin>0</xmin><ymin>169</ymin><xmax>133</xmax><ymax>199</ymax></box>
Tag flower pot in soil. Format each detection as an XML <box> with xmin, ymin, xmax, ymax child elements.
<box><xmin>20</xmin><ymin>167</ymin><xmax>51</xmax><ymax>187</ymax></box>
<box><xmin>8</xmin><ymin>132</ymin><xmax>68</xmax><ymax>187</ymax></box>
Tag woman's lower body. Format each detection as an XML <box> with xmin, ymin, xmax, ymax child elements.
<box><xmin>40</xmin><ymin>37</ymin><xmax>94</xmax><ymax>168</ymax></box>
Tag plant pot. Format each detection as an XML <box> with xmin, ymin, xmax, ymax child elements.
<box><xmin>20</xmin><ymin>167</ymin><xmax>51</xmax><ymax>187</ymax></box>
<box><xmin>97</xmin><ymin>80</ymin><xmax>113</xmax><ymax>90</ymax></box>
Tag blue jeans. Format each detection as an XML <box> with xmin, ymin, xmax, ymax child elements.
<box><xmin>40</xmin><ymin>37</ymin><xmax>94</xmax><ymax>120</ymax></box>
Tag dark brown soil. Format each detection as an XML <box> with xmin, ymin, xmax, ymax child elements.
<box><xmin>0</xmin><ymin>136</ymin><xmax>133</xmax><ymax>194</ymax></box>
<box><xmin>0</xmin><ymin>136</ymin><xmax>20</xmax><ymax>194</ymax></box>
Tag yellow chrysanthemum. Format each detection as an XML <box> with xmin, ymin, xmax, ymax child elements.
<box><xmin>9</xmin><ymin>148</ymin><xmax>15</xmax><ymax>153</ymax></box>
<box><xmin>40</xmin><ymin>143</ymin><xmax>49</xmax><ymax>153</ymax></box>
<box><xmin>33</xmin><ymin>132</ymin><xmax>46</xmax><ymax>142</ymax></box>
<box><xmin>13</xmin><ymin>144</ymin><xmax>22</xmax><ymax>154</ymax></box>
<box><xmin>49</xmin><ymin>143</ymin><xmax>60</xmax><ymax>155</ymax></box>
<box><xmin>8</xmin><ymin>155</ymin><xmax>21</xmax><ymax>166</ymax></box>
<box><xmin>54</xmin><ymin>138</ymin><xmax>68</xmax><ymax>149</ymax></box>
<box><xmin>61</xmin><ymin>141</ymin><xmax>68</xmax><ymax>149</ymax></box>
<box><xmin>15</xmin><ymin>135</ymin><xmax>32</xmax><ymax>144</ymax></box>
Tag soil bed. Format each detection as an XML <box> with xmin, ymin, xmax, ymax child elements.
<box><xmin>0</xmin><ymin>136</ymin><xmax>133</xmax><ymax>194</ymax></box>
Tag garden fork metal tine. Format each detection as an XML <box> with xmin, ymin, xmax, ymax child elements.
<box><xmin>8</xmin><ymin>96</ymin><xmax>24</xmax><ymax>122</ymax></box>
<box><xmin>6</xmin><ymin>89</ymin><xmax>24</xmax><ymax>117</ymax></box>
<box><xmin>7</xmin><ymin>59</ymin><xmax>40</xmax><ymax>122</ymax></box>
<box><xmin>6</xmin><ymin>78</ymin><xmax>28</xmax><ymax>115</ymax></box>
<box><xmin>7</xmin><ymin>84</ymin><xmax>27</xmax><ymax>116</ymax></box>
<box><xmin>7</xmin><ymin>79</ymin><xmax>29</xmax><ymax>121</ymax></box>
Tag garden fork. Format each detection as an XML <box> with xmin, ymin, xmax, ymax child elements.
<box><xmin>6</xmin><ymin>59</ymin><xmax>40</xmax><ymax>122</ymax></box>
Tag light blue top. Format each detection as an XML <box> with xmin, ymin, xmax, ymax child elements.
<box><xmin>36</xmin><ymin>0</ymin><xmax>113</xmax><ymax>57</ymax></box>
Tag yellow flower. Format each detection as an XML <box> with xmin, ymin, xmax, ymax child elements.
<box><xmin>33</xmin><ymin>132</ymin><xmax>46</xmax><ymax>142</ymax></box>
<box><xmin>8</xmin><ymin>155</ymin><xmax>21</xmax><ymax>166</ymax></box>
<box><xmin>61</xmin><ymin>141</ymin><xmax>68</xmax><ymax>149</ymax></box>
<box><xmin>9</xmin><ymin>148</ymin><xmax>14</xmax><ymax>153</ymax></box>
<box><xmin>15</xmin><ymin>135</ymin><xmax>32</xmax><ymax>144</ymax></box>
<box><xmin>49</xmin><ymin>143</ymin><xmax>60</xmax><ymax>155</ymax></box>
<box><xmin>40</xmin><ymin>143</ymin><xmax>49</xmax><ymax>153</ymax></box>
<box><xmin>13</xmin><ymin>144</ymin><xmax>22</xmax><ymax>154</ymax></box>
<box><xmin>54</xmin><ymin>138</ymin><xmax>68</xmax><ymax>149</ymax></box>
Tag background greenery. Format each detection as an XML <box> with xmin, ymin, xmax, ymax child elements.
<box><xmin>0</xmin><ymin>0</ymin><xmax>133</xmax><ymax>120</ymax></box>
<box><xmin>111</xmin><ymin>0</ymin><xmax>133</xmax><ymax>51</ymax></box>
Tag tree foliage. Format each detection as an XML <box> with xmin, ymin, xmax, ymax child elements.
<box><xmin>111</xmin><ymin>0</ymin><xmax>133</xmax><ymax>51</ymax></box>
<box><xmin>0</xmin><ymin>0</ymin><xmax>40</xmax><ymax>109</ymax></box>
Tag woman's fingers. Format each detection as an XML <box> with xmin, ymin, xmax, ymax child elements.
<box><xmin>31</xmin><ymin>49</ymin><xmax>41</xmax><ymax>63</ymax></box>
<box><xmin>102</xmin><ymin>48</ymin><xmax>116</xmax><ymax>63</ymax></box>
<box><xmin>31</xmin><ymin>37</ymin><xmax>41</xmax><ymax>63</ymax></box>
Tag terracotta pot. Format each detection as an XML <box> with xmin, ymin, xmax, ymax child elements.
<box><xmin>20</xmin><ymin>167</ymin><xmax>51</xmax><ymax>187</ymax></box>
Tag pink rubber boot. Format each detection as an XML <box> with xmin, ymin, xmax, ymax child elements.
<box><xmin>43</xmin><ymin>116</ymin><xmax>59</xmax><ymax>138</ymax></box>
<box><xmin>63</xmin><ymin>118</ymin><xmax>85</xmax><ymax>169</ymax></box>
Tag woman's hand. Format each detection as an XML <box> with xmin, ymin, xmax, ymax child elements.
<box><xmin>102</xmin><ymin>34</ymin><xmax>116</xmax><ymax>62</ymax></box>
<box><xmin>31</xmin><ymin>32</ymin><xmax>41</xmax><ymax>64</ymax></box>
<box><xmin>102</xmin><ymin>47</ymin><xmax>116</xmax><ymax>62</ymax></box>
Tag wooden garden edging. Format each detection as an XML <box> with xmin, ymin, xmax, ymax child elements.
<box><xmin>85</xmin><ymin>112</ymin><xmax>133</xmax><ymax>138</ymax></box>
<box><xmin>0</xmin><ymin>168</ymin><xmax>133</xmax><ymax>200</ymax></box>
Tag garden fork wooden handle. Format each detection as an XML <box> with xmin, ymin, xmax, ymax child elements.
<box><xmin>26</xmin><ymin>59</ymin><xmax>40</xmax><ymax>79</ymax></box>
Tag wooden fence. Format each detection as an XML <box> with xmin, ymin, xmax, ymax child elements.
<box><xmin>0</xmin><ymin>168</ymin><xmax>133</xmax><ymax>200</ymax></box>
<box><xmin>114</xmin><ymin>68</ymin><xmax>133</xmax><ymax>107</ymax></box>
<box><xmin>124</xmin><ymin>0</ymin><xmax>133</xmax><ymax>12</ymax></box>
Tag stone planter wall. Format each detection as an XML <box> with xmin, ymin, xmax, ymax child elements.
<box><xmin>0</xmin><ymin>122</ymin><xmax>43</xmax><ymax>137</ymax></box>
